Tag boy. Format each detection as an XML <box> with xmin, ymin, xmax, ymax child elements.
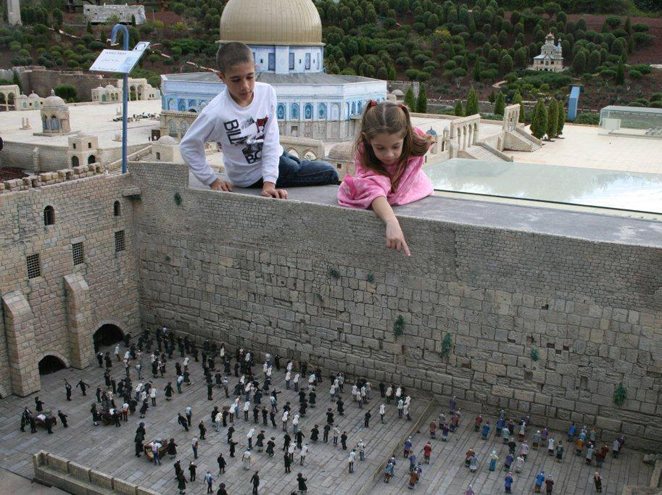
<box><xmin>181</xmin><ymin>42</ymin><xmax>338</xmax><ymax>200</ymax></box>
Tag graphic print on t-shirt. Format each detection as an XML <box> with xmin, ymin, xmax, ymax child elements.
<box><xmin>222</xmin><ymin>116</ymin><xmax>269</xmax><ymax>164</ymax></box>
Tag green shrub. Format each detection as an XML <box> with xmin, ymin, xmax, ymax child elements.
<box><xmin>629</xmin><ymin>69</ymin><xmax>642</xmax><ymax>79</ymax></box>
<box><xmin>574</xmin><ymin>112</ymin><xmax>600</xmax><ymax>125</ymax></box>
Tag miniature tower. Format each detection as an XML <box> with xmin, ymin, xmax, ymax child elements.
<box><xmin>7</xmin><ymin>0</ymin><xmax>22</xmax><ymax>26</ymax></box>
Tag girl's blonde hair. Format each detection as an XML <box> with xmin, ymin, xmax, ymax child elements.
<box><xmin>355</xmin><ymin>100</ymin><xmax>430</xmax><ymax>191</ymax></box>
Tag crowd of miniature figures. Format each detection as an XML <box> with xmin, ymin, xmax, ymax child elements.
<box><xmin>20</xmin><ymin>325</ymin><xmax>425</xmax><ymax>494</ymax></box>
<box><xmin>16</xmin><ymin>325</ymin><xmax>627</xmax><ymax>494</ymax></box>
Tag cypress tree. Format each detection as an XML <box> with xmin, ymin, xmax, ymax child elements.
<box><xmin>512</xmin><ymin>90</ymin><xmax>525</xmax><ymax>123</ymax></box>
<box><xmin>556</xmin><ymin>100</ymin><xmax>565</xmax><ymax>135</ymax></box>
<box><xmin>494</xmin><ymin>91</ymin><xmax>505</xmax><ymax>115</ymax></box>
<box><xmin>404</xmin><ymin>86</ymin><xmax>416</xmax><ymax>110</ymax></box>
<box><xmin>416</xmin><ymin>85</ymin><xmax>428</xmax><ymax>113</ymax></box>
<box><xmin>615</xmin><ymin>59</ymin><xmax>625</xmax><ymax>85</ymax></box>
<box><xmin>530</xmin><ymin>99</ymin><xmax>548</xmax><ymax>140</ymax></box>
<box><xmin>465</xmin><ymin>87</ymin><xmax>479</xmax><ymax>115</ymax></box>
<box><xmin>547</xmin><ymin>98</ymin><xmax>558</xmax><ymax>139</ymax></box>
<box><xmin>473</xmin><ymin>58</ymin><xmax>481</xmax><ymax>82</ymax></box>
<box><xmin>454</xmin><ymin>100</ymin><xmax>464</xmax><ymax>116</ymax></box>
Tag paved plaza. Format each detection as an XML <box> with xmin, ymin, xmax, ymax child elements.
<box><xmin>0</xmin><ymin>338</ymin><xmax>654</xmax><ymax>495</ymax></box>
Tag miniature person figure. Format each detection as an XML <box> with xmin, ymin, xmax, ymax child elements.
<box><xmin>423</xmin><ymin>441</ymin><xmax>432</xmax><ymax>464</ymax></box>
<box><xmin>586</xmin><ymin>442</ymin><xmax>595</xmax><ymax>465</ymax></box>
<box><xmin>481</xmin><ymin>421</ymin><xmax>491</xmax><ymax>440</ymax></box>
<box><xmin>469</xmin><ymin>453</ymin><xmax>478</xmax><ymax>472</ymax></box>
<box><xmin>533</xmin><ymin>430</ymin><xmax>541</xmax><ymax>448</ymax></box>
<box><xmin>612</xmin><ymin>437</ymin><xmax>621</xmax><ymax>458</ymax></box>
<box><xmin>474</xmin><ymin>414</ymin><xmax>483</xmax><ymax>432</ymax></box>
<box><xmin>548</xmin><ymin>436</ymin><xmax>556</xmax><ymax>456</ymax></box>
<box><xmin>489</xmin><ymin>450</ymin><xmax>498</xmax><ymax>471</ymax></box>
<box><xmin>534</xmin><ymin>470</ymin><xmax>545</xmax><ymax>493</ymax></box>
<box><xmin>465</xmin><ymin>484</ymin><xmax>475</xmax><ymax>495</ymax></box>
<box><xmin>337</xmin><ymin>100</ymin><xmax>436</xmax><ymax>256</ymax></box>
<box><xmin>504</xmin><ymin>472</ymin><xmax>514</xmax><ymax>493</ymax></box>
<box><xmin>514</xmin><ymin>455</ymin><xmax>525</xmax><ymax>473</ymax></box>
<box><xmin>594</xmin><ymin>472</ymin><xmax>603</xmax><ymax>493</ymax></box>
<box><xmin>556</xmin><ymin>441</ymin><xmax>564</xmax><ymax>462</ymax></box>
<box><xmin>520</xmin><ymin>441</ymin><xmax>530</xmax><ymax>460</ymax></box>
<box><xmin>503</xmin><ymin>453</ymin><xmax>514</xmax><ymax>471</ymax></box>
<box><xmin>181</xmin><ymin>42</ymin><xmax>339</xmax><ymax>199</ymax></box>
<box><xmin>545</xmin><ymin>474</ymin><xmax>555</xmax><ymax>494</ymax></box>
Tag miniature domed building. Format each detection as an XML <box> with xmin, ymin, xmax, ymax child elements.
<box><xmin>41</xmin><ymin>90</ymin><xmax>70</xmax><ymax>134</ymax></box>
<box><xmin>160</xmin><ymin>0</ymin><xmax>386</xmax><ymax>141</ymax></box>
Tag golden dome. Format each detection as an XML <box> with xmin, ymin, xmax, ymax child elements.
<box><xmin>220</xmin><ymin>0</ymin><xmax>323</xmax><ymax>46</ymax></box>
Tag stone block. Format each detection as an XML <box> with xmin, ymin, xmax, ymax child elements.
<box><xmin>89</xmin><ymin>469</ymin><xmax>114</xmax><ymax>490</ymax></box>
<box><xmin>595</xmin><ymin>416</ymin><xmax>622</xmax><ymax>432</ymax></box>
<box><xmin>113</xmin><ymin>477</ymin><xmax>138</xmax><ymax>494</ymax></box>
<box><xmin>67</xmin><ymin>461</ymin><xmax>90</xmax><ymax>483</ymax></box>
<box><xmin>46</xmin><ymin>453</ymin><xmax>69</xmax><ymax>473</ymax></box>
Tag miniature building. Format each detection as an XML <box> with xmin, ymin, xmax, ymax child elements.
<box><xmin>7</xmin><ymin>0</ymin><xmax>22</xmax><ymax>26</ymax></box>
<box><xmin>0</xmin><ymin>84</ymin><xmax>20</xmax><ymax>111</ymax></box>
<box><xmin>16</xmin><ymin>92</ymin><xmax>43</xmax><ymax>111</ymax></box>
<box><xmin>40</xmin><ymin>90</ymin><xmax>71</xmax><ymax>135</ymax></box>
<box><xmin>532</xmin><ymin>33</ymin><xmax>564</xmax><ymax>72</ymax></box>
<box><xmin>67</xmin><ymin>133</ymin><xmax>99</xmax><ymax>167</ymax></box>
<box><xmin>151</xmin><ymin>135</ymin><xmax>180</xmax><ymax>162</ymax></box>
<box><xmin>160</xmin><ymin>0</ymin><xmax>386</xmax><ymax>142</ymax></box>
<box><xmin>92</xmin><ymin>79</ymin><xmax>160</xmax><ymax>103</ymax></box>
<box><xmin>83</xmin><ymin>4</ymin><xmax>146</xmax><ymax>25</ymax></box>
<box><xmin>91</xmin><ymin>84</ymin><xmax>120</xmax><ymax>104</ymax></box>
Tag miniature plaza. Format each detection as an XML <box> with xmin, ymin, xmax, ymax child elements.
<box><xmin>0</xmin><ymin>337</ymin><xmax>654</xmax><ymax>495</ymax></box>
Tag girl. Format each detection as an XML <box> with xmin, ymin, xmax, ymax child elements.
<box><xmin>338</xmin><ymin>100</ymin><xmax>434</xmax><ymax>256</ymax></box>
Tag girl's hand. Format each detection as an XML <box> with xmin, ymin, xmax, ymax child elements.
<box><xmin>385</xmin><ymin>219</ymin><xmax>411</xmax><ymax>256</ymax></box>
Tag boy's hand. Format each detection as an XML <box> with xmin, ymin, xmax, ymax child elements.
<box><xmin>210</xmin><ymin>178</ymin><xmax>233</xmax><ymax>192</ymax></box>
<box><xmin>385</xmin><ymin>218</ymin><xmax>411</xmax><ymax>256</ymax></box>
<box><xmin>261</xmin><ymin>182</ymin><xmax>288</xmax><ymax>199</ymax></box>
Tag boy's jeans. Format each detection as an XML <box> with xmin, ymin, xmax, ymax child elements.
<box><xmin>250</xmin><ymin>152</ymin><xmax>339</xmax><ymax>188</ymax></box>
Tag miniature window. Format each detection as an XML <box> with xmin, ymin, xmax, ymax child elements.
<box><xmin>115</xmin><ymin>230</ymin><xmax>126</xmax><ymax>252</ymax></box>
<box><xmin>72</xmin><ymin>242</ymin><xmax>84</xmax><ymax>265</ymax></box>
<box><xmin>43</xmin><ymin>205</ymin><xmax>55</xmax><ymax>226</ymax></box>
<box><xmin>27</xmin><ymin>254</ymin><xmax>41</xmax><ymax>279</ymax></box>
<box><xmin>88</xmin><ymin>142</ymin><xmax>92</xmax><ymax>149</ymax></box>
<box><xmin>113</xmin><ymin>200</ymin><xmax>121</xmax><ymax>217</ymax></box>
<box><xmin>73</xmin><ymin>143</ymin><xmax>76</xmax><ymax>149</ymax></box>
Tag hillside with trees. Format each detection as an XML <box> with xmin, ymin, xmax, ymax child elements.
<box><xmin>2</xmin><ymin>0</ymin><xmax>661</xmax><ymax>120</ymax></box>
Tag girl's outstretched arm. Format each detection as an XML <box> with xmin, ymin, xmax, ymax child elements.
<box><xmin>371</xmin><ymin>196</ymin><xmax>411</xmax><ymax>257</ymax></box>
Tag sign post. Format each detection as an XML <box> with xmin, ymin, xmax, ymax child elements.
<box><xmin>89</xmin><ymin>25</ymin><xmax>150</xmax><ymax>174</ymax></box>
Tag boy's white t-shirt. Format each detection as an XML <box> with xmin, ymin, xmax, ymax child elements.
<box><xmin>180</xmin><ymin>82</ymin><xmax>283</xmax><ymax>187</ymax></box>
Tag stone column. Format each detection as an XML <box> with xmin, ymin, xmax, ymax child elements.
<box><xmin>2</xmin><ymin>291</ymin><xmax>40</xmax><ymax>396</ymax></box>
<box><xmin>64</xmin><ymin>273</ymin><xmax>94</xmax><ymax>369</ymax></box>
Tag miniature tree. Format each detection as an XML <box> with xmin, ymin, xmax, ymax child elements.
<box><xmin>512</xmin><ymin>90</ymin><xmax>526</xmax><ymax>123</ymax></box>
<box><xmin>616</xmin><ymin>60</ymin><xmax>625</xmax><ymax>85</ymax></box>
<box><xmin>494</xmin><ymin>91</ymin><xmax>505</xmax><ymax>115</ymax></box>
<box><xmin>454</xmin><ymin>100</ymin><xmax>464</xmax><ymax>116</ymax></box>
<box><xmin>530</xmin><ymin>99</ymin><xmax>548</xmax><ymax>140</ymax></box>
<box><xmin>556</xmin><ymin>100</ymin><xmax>566</xmax><ymax>135</ymax></box>
<box><xmin>546</xmin><ymin>98</ymin><xmax>558</xmax><ymax>139</ymax></box>
<box><xmin>465</xmin><ymin>87</ymin><xmax>479</xmax><ymax>116</ymax></box>
<box><xmin>404</xmin><ymin>86</ymin><xmax>416</xmax><ymax>110</ymax></box>
<box><xmin>473</xmin><ymin>58</ymin><xmax>481</xmax><ymax>82</ymax></box>
<box><xmin>416</xmin><ymin>84</ymin><xmax>428</xmax><ymax>113</ymax></box>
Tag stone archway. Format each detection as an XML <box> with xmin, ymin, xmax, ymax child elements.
<box><xmin>93</xmin><ymin>323</ymin><xmax>124</xmax><ymax>351</ymax></box>
<box><xmin>38</xmin><ymin>354</ymin><xmax>67</xmax><ymax>375</ymax></box>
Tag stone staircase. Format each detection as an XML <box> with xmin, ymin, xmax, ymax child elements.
<box><xmin>460</xmin><ymin>144</ymin><xmax>509</xmax><ymax>161</ymax></box>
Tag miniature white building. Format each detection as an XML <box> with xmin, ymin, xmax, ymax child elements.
<box><xmin>67</xmin><ymin>133</ymin><xmax>99</xmax><ymax>167</ymax></box>
<box><xmin>16</xmin><ymin>92</ymin><xmax>43</xmax><ymax>111</ymax></box>
<box><xmin>40</xmin><ymin>90</ymin><xmax>71</xmax><ymax>135</ymax></box>
<box><xmin>532</xmin><ymin>33</ymin><xmax>564</xmax><ymax>72</ymax></box>
<box><xmin>92</xmin><ymin>79</ymin><xmax>160</xmax><ymax>103</ymax></box>
<box><xmin>84</xmin><ymin>4</ymin><xmax>146</xmax><ymax>25</ymax></box>
<box><xmin>0</xmin><ymin>84</ymin><xmax>20</xmax><ymax>111</ymax></box>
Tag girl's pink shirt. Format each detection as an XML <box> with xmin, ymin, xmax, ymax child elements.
<box><xmin>337</xmin><ymin>132</ymin><xmax>434</xmax><ymax>209</ymax></box>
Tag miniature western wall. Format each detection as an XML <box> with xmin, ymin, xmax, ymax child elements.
<box><xmin>1</xmin><ymin>161</ymin><xmax>660</xmax><ymax>451</ymax></box>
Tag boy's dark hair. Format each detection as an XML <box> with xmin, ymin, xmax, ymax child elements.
<box><xmin>216</xmin><ymin>42</ymin><xmax>254</xmax><ymax>73</ymax></box>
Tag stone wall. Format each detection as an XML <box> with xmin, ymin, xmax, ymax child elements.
<box><xmin>33</xmin><ymin>451</ymin><xmax>159</xmax><ymax>495</ymax></box>
<box><xmin>130</xmin><ymin>161</ymin><xmax>662</xmax><ymax>451</ymax></box>
<box><xmin>0</xmin><ymin>173</ymin><xmax>141</xmax><ymax>396</ymax></box>
<box><xmin>16</xmin><ymin>67</ymin><xmax>116</xmax><ymax>103</ymax></box>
